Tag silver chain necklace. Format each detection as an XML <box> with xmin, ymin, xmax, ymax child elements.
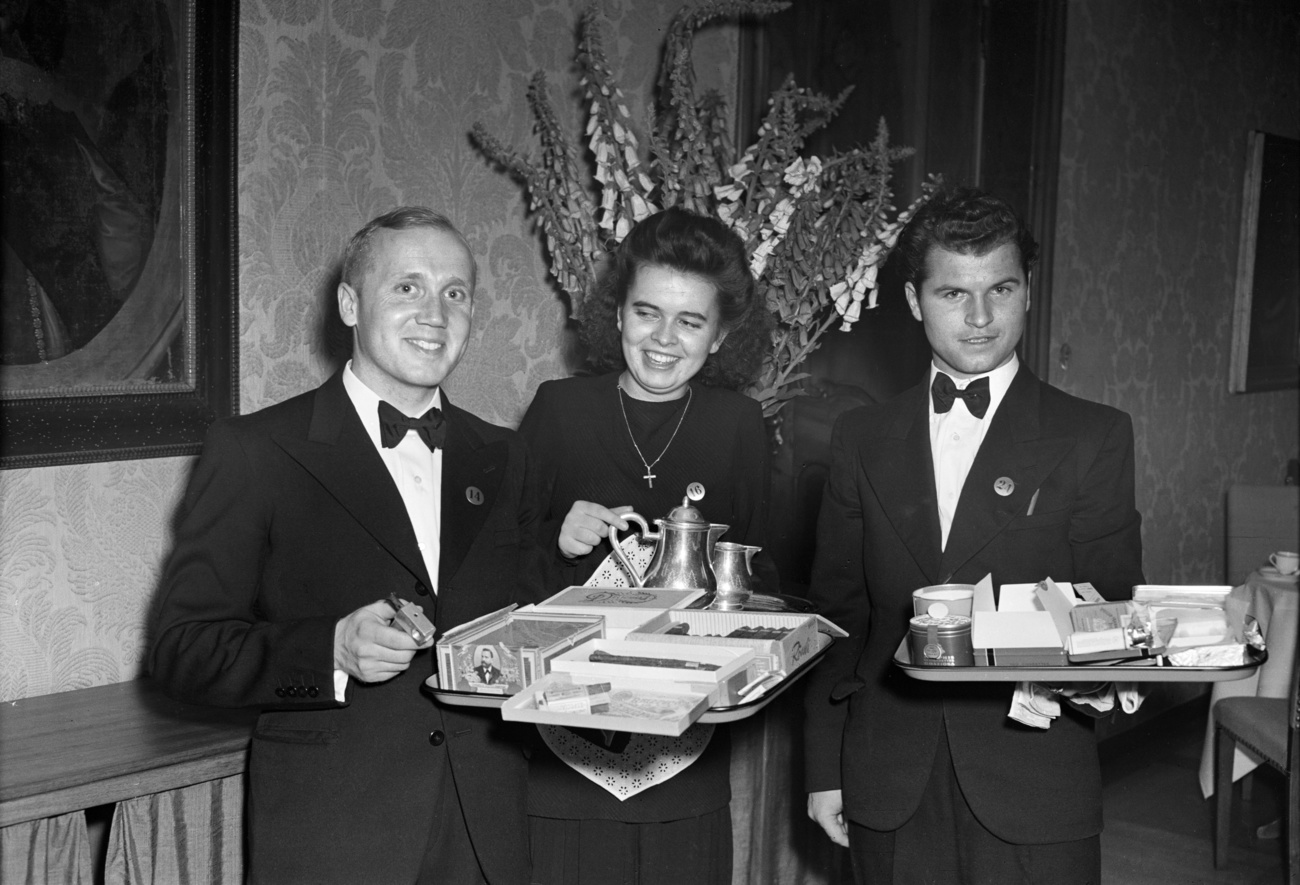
<box><xmin>617</xmin><ymin>383</ymin><xmax>693</xmax><ymax>489</ymax></box>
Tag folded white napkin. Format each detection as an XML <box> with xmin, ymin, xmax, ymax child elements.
<box><xmin>1009</xmin><ymin>681</ymin><xmax>1146</xmax><ymax>728</ymax></box>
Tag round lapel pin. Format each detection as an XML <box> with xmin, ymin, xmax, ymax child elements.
<box><xmin>686</xmin><ymin>482</ymin><xmax>705</xmax><ymax>501</ymax></box>
<box><xmin>993</xmin><ymin>477</ymin><xmax>1015</xmax><ymax>497</ymax></box>
<box><xmin>465</xmin><ymin>486</ymin><xmax>484</xmax><ymax>505</ymax></box>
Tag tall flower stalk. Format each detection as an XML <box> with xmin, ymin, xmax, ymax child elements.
<box><xmin>473</xmin><ymin>1</ymin><xmax>935</xmax><ymax>417</ymax></box>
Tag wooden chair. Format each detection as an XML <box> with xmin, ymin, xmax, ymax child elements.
<box><xmin>1213</xmin><ymin>648</ymin><xmax>1300</xmax><ymax>881</ymax></box>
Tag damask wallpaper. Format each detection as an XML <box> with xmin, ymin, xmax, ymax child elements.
<box><xmin>2</xmin><ymin>0</ymin><xmax>1296</xmax><ymax>705</ymax></box>
<box><xmin>1052</xmin><ymin>0</ymin><xmax>1298</xmax><ymax>585</ymax></box>
<box><xmin>0</xmin><ymin>0</ymin><xmax>734</xmax><ymax>703</ymax></box>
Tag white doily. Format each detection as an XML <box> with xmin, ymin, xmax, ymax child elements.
<box><xmin>538</xmin><ymin>723</ymin><xmax>714</xmax><ymax>800</ymax></box>
<box><xmin>539</xmin><ymin>534</ymin><xmax>712</xmax><ymax>799</ymax></box>
<box><xmin>586</xmin><ymin>535</ymin><xmax>657</xmax><ymax>588</ymax></box>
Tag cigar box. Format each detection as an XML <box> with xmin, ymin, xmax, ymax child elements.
<box><xmin>626</xmin><ymin>610</ymin><xmax>836</xmax><ymax>676</ymax></box>
<box><xmin>548</xmin><ymin>638</ymin><xmax>756</xmax><ymax>706</ymax></box>
<box><xmin>523</xmin><ymin>586</ymin><xmax>707</xmax><ymax>639</ymax></box>
<box><xmin>435</xmin><ymin>605</ymin><xmax>604</xmax><ymax>694</ymax></box>
<box><xmin>501</xmin><ymin>672</ymin><xmax>713</xmax><ymax>736</ymax></box>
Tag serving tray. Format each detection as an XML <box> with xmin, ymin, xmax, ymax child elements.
<box><xmin>892</xmin><ymin>638</ymin><xmax>1266</xmax><ymax>683</ymax></box>
<box><xmin>425</xmin><ymin>632</ymin><xmax>832</xmax><ymax>724</ymax></box>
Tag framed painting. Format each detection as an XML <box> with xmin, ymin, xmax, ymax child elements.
<box><xmin>0</xmin><ymin>0</ymin><xmax>236</xmax><ymax>469</ymax></box>
<box><xmin>1229</xmin><ymin>130</ymin><xmax>1300</xmax><ymax>393</ymax></box>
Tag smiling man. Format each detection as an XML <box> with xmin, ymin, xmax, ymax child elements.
<box><xmin>151</xmin><ymin>208</ymin><xmax>546</xmax><ymax>884</ymax></box>
<box><xmin>803</xmin><ymin>188</ymin><xmax>1145</xmax><ymax>884</ymax></box>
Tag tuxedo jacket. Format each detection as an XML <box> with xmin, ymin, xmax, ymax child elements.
<box><xmin>803</xmin><ymin>367</ymin><xmax>1144</xmax><ymax>845</ymax></box>
<box><xmin>150</xmin><ymin>372</ymin><xmax>547</xmax><ymax>884</ymax></box>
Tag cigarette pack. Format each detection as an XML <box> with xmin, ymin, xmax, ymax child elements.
<box><xmin>435</xmin><ymin>605</ymin><xmax>604</xmax><ymax>694</ymax></box>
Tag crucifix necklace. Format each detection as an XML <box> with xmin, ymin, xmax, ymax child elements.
<box><xmin>617</xmin><ymin>383</ymin><xmax>693</xmax><ymax>489</ymax></box>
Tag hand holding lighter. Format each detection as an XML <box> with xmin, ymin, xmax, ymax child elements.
<box><xmin>386</xmin><ymin>593</ymin><xmax>435</xmax><ymax>645</ymax></box>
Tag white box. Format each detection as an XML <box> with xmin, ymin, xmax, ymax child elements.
<box><xmin>525</xmin><ymin>586</ymin><xmax>707</xmax><ymax>639</ymax></box>
<box><xmin>501</xmin><ymin>672</ymin><xmax>712</xmax><ymax>736</ymax></box>
<box><xmin>626</xmin><ymin>610</ymin><xmax>823</xmax><ymax>676</ymax></box>
<box><xmin>550</xmin><ymin>638</ymin><xmax>756</xmax><ymax>706</ymax></box>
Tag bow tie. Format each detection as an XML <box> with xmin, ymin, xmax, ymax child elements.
<box><xmin>378</xmin><ymin>401</ymin><xmax>445</xmax><ymax>451</ymax></box>
<box><xmin>931</xmin><ymin>373</ymin><xmax>990</xmax><ymax>419</ymax></box>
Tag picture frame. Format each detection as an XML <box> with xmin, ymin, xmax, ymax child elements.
<box><xmin>1228</xmin><ymin>130</ymin><xmax>1300</xmax><ymax>393</ymax></box>
<box><xmin>0</xmin><ymin>0</ymin><xmax>237</xmax><ymax>469</ymax></box>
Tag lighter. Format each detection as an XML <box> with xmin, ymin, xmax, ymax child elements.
<box><xmin>386</xmin><ymin>593</ymin><xmax>435</xmax><ymax>645</ymax></box>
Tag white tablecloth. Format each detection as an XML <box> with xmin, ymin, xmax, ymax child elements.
<box><xmin>1198</xmin><ymin>569</ymin><xmax>1299</xmax><ymax>797</ymax></box>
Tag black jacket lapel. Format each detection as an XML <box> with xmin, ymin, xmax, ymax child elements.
<box><xmin>438</xmin><ymin>398</ymin><xmax>508</xmax><ymax>587</ymax></box>
<box><xmin>862</xmin><ymin>382</ymin><xmax>943</xmax><ymax>584</ymax></box>
<box><xmin>939</xmin><ymin>369</ymin><xmax>1073</xmax><ymax>582</ymax></box>
<box><xmin>273</xmin><ymin>374</ymin><xmax>435</xmax><ymax>593</ymax></box>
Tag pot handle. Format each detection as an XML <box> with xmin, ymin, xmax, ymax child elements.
<box><xmin>608</xmin><ymin>512</ymin><xmax>655</xmax><ymax>587</ymax></box>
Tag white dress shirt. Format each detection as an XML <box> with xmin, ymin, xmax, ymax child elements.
<box><xmin>332</xmin><ymin>363</ymin><xmax>443</xmax><ymax>699</ymax></box>
<box><xmin>929</xmin><ymin>355</ymin><xmax>1020</xmax><ymax>551</ymax></box>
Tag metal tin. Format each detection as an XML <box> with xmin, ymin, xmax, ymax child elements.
<box><xmin>908</xmin><ymin>615</ymin><xmax>974</xmax><ymax>666</ymax></box>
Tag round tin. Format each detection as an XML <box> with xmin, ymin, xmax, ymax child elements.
<box><xmin>908</xmin><ymin>614</ymin><xmax>974</xmax><ymax>666</ymax></box>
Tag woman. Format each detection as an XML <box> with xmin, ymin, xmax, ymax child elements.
<box><xmin>519</xmin><ymin>206</ymin><xmax>774</xmax><ymax>885</ymax></box>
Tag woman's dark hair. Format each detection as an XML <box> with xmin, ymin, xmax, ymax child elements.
<box><xmin>580</xmin><ymin>206</ymin><xmax>772</xmax><ymax>391</ymax></box>
<box><xmin>893</xmin><ymin>187</ymin><xmax>1039</xmax><ymax>286</ymax></box>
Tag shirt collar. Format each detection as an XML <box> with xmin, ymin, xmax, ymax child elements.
<box><xmin>927</xmin><ymin>353</ymin><xmax>1020</xmax><ymax>421</ymax></box>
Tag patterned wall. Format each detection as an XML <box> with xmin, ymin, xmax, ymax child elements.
<box><xmin>0</xmin><ymin>0</ymin><xmax>735</xmax><ymax>703</ymax></box>
<box><xmin>1052</xmin><ymin>0</ymin><xmax>1298</xmax><ymax>585</ymax></box>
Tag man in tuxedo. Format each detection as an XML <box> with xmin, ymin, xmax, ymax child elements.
<box><xmin>151</xmin><ymin>207</ymin><xmax>545</xmax><ymax>884</ymax></box>
<box><xmin>803</xmin><ymin>188</ymin><xmax>1144</xmax><ymax>884</ymax></box>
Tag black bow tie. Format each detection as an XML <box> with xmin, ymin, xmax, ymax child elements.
<box><xmin>378</xmin><ymin>401</ymin><xmax>445</xmax><ymax>451</ymax></box>
<box><xmin>931</xmin><ymin>373</ymin><xmax>990</xmax><ymax>419</ymax></box>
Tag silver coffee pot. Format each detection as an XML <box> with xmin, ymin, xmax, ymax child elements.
<box><xmin>609</xmin><ymin>497</ymin><xmax>728</xmax><ymax>593</ymax></box>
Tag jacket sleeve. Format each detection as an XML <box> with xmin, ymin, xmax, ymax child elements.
<box><xmin>148</xmin><ymin>420</ymin><xmax>340</xmax><ymax>710</ymax></box>
<box><xmin>802</xmin><ymin>411</ymin><xmax>872</xmax><ymax>793</ymax></box>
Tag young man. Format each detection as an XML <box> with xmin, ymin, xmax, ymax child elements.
<box><xmin>151</xmin><ymin>207</ymin><xmax>545</xmax><ymax>884</ymax></box>
<box><xmin>803</xmin><ymin>188</ymin><xmax>1144</xmax><ymax>884</ymax></box>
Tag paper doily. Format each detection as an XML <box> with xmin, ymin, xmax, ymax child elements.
<box><xmin>539</xmin><ymin>723</ymin><xmax>715</xmax><ymax>800</ymax></box>
<box><xmin>586</xmin><ymin>536</ymin><xmax>657</xmax><ymax>588</ymax></box>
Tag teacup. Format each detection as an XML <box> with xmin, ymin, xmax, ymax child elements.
<box><xmin>1269</xmin><ymin>550</ymin><xmax>1299</xmax><ymax>575</ymax></box>
<box><xmin>912</xmin><ymin>584</ymin><xmax>975</xmax><ymax>619</ymax></box>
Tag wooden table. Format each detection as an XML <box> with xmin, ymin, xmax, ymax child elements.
<box><xmin>0</xmin><ymin>677</ymin><xmax>256</xmax><ymax>828</ymax></box>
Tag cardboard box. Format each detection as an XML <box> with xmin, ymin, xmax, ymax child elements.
<box><xmin>524</xmin><ymin>586</ymin><xmax>707</xmax><ymax>639</ymax></box>
<box><xmin>436</xmin><ymin>605</ymin><xmax>604</xmax><ymax>694</ymax></box>
<box><xmin>549</xmin><ymin>638</ymin><xmax>756</xmax><ymax>706</ymax></box>
<box><xmin>970</xmin><ymin>576</ymin><xmax>1074</xmax><ymax>666</ymax></box>
<box><xmin>625</xmin><ymin>610</ymin><xmax>827</xmax><ymax>676</ymax></box>
<box><xmin>501</xmin><ymin>672</ymin><xmax>712</xmax><ymax>736</ymax></box>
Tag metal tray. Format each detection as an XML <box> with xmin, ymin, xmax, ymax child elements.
<box><xmin>892</xmin><ymin>638</ymin><xmax>1267</xmax><ymax>683</ymax></box>
<box><xmin>425</xmin><ymin>632</ymin><xmax>832</xmax><ymax>723</ymax></box>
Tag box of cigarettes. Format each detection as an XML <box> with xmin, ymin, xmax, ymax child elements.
<box><xmin>522</xmin><ymin>586</ymin><xmax>707</xmax><ymax>639</ymax></box>
<box><xmin>436</xmin><ymin>605</ymin><xmax>604</xmax><ymax>695</ymax></box>
<box><xmin>548</xmin><ymin>638</ymin><xmax>757</xmax><ymax>706</ymax></box>
<box><xmin>625</xmin><ymin>610</ymin><xmax>831</xmax><ymax>676</ymax></box>
<box><xmin>536</xmin><ymin>681</ymin><xmax>612</xmax><ymax>714</ymax></box>
<box><xmin>501</xmin><ymin>672</ymin><xmax>713</xmax><ymax>736</ymax></box>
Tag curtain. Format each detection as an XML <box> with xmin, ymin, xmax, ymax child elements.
<box><xmin>0</xmin><ymin>811</ymin><xmax>93</xmax><ymax>885</ymax></box>
<box><xmin>104</xmin><ymin>775</ymin><xmax>244</xmax><ymax>885</ymax></box>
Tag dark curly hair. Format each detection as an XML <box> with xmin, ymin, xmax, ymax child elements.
<box><xmin>893</xmin><ymin>187</ymin><xmax>1039</xmax><ymax>286</ymax></box>
<box><xmin>580</xmin><ymin>207</ymin><xmax>773</xmax><ymax>391</ymax></box>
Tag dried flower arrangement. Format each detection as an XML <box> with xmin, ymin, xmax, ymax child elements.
<box><xmin>473</xmin><ymin>1</ymin><xmax>935</xmax><ymax>417</ymax></box>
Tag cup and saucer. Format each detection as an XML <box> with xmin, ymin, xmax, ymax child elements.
<box><xmin>1260</xmin><ymin>550</ymin><xmax>1299</xmax><ymax>582</ymax></box>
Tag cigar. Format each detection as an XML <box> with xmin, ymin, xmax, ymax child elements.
<box><xmin>588</xmin><ymin>650</ymin><xmax>720</xmax><ymax>670</ymax></box>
